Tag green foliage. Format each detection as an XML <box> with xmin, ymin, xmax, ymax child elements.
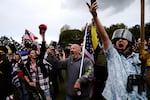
<box><xmin>145</xmin><ymin>22</ymin><xmax>150</xmax><ymax>40</ymax></box>
<box><xmin>105</xmin><ymin>22</ymin><xmax>150</xmax><ymax>41</ymax></box>
<box><xmin>58</xmin><ymin>22</ymin><xmax>150</xmax><ymax>48</ymax></box>
<box><xmin>105</xmin><ymin>23</ymin><xmax>127</xmax><ymax>39</ymax></box>
<box><xmin>58</xmin><ymin>29</ymin><xmax>84</xmax><ymax>48</ymax></box>
<box><xmin>129</xmin><ymin>22</ymin><xmax>150</xmax><ymax>40</ymax></box>
<box><xmin>129</xmin><ymin>25</ymin><xmax>140</xmax><ymax>40</ymax></box>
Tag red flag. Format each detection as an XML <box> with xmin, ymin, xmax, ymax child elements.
<box><xmin>23</xmin><ymin>29</ymin><xmax>38</xmax><ymax>43</ymax></box>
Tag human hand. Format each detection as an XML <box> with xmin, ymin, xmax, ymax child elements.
<box><xmin>86</xmin><ymin>1</ymin><xmax>98</xmax><ymax>18</ymax></box>
<box><xmin>39</xmin><ymin>24</ymin><xmax>47</xmax><ymax>42</ymax></box>
<box><xmin>74</xmin><ymin>81</ymin><xmax>81</xmax><ymax>96</ymax></box>
<box><xmin>74</xmin><ymin>81</ymin><xmax>81</xmax><ymax>91</ymax></box>
<box><xmin>29</xmin><ymin>82</ymin><xmax>36</xmax><ymax>87</ymax></box>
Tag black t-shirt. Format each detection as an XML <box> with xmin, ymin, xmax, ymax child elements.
<box><xmin>0</xmin><ymin>60</ymin><xmax>13</xmax><ymax>99</ymax></box>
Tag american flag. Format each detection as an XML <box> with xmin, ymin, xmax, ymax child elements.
<box><xmin>84</xmin><ymin>31</ymin><xmax>95</xmax><ymax>64</ymax></box>
<box><xmin>79</xmin><ymin>23</ymin><xmax>94</xmax><ymax>78</ymax></box>
<box><xmin>11</xmin><ymin>38</ymin><xmax>26</xmax><ymax>52</ymax></box>
<box><xmin>84</xmin><ymin>32</ymin><xmax>94</xmax><ymax>63</ymax></box>
<box><xmin>11</xmin><ymin>37</ymin><xmax>28</xmax><ymax>64</ymax></box>
<box><xmin>22</xmin><ymin>29</ymin><xmax>38</xmax><ymax>43</ymax></box>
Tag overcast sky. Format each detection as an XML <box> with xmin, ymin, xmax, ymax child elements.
<box><xmin>0</xmin><ymin>0</ymin><xmax>150</xmax><ymax>43</ymax></box>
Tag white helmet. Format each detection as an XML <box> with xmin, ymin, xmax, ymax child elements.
<box><xmin>112</xmin><ymin>29</ymin><xmax>133</xmax><ymax>43</ymax></box>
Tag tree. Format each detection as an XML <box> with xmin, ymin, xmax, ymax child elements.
<box><xmin>129</xmin><ymin>24</ymin><xmax>140</xmax><ymax>40</ymax></box>
<box><xmin>129</xmin><ymin>22</ymin><xmax>150</xmax><ymax>41</ymax></box>
<box><xmin>105</xmin><ymin>23</ymin><xmax>127</xmax><ymax>38</ymax></box>
<box><xmin>58</xmin><ymin>29</ymin><xmax>84</xmax><ymax>48</ymax></box>
<box><xmin>57</xmin><ymin>22</ymin><xmax>150</xmax><ymax>48</ymax></box>
<box><xmin>145</xmin><ymin>22</ymin><xmax>150</xmax><ymax>40</ymax></box>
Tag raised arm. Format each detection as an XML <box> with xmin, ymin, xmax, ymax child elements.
<box><xmin>87</xmin><ymin>2</ymin><xmax>110</xmax><ymax>50</ymax></box>
<box><xmin>39</xmin><ymin>24</ymin><xmax>47</xmax><ymax>59</ymax></box>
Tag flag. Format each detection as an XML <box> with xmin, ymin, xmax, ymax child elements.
<box><xmin>11</xmin><ymin>37</ymin><xmax>28</xmax><ymax>64</ymax></box>
<box><xmin>91</xmin><ymin>25</ymin><xmax>98</xmax><ymax>50</ymax></box>
<box><xmin>11</xmin><ymin>38</ymin><xmax>26</xmax><ymax>52</ymax></box>
<box><xmin>23</xmin><ymin>29</ymin><xmax>38</xmax><ymax>43</ymax></box>
<box><xmin>83</xmin><ymin>27</ymin><xmax>95</xmax><ymax>64</ymax></box>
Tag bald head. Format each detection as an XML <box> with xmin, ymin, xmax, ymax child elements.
<box><xmin>71</xmin><ymin>44</ymin><xmax>81</xmax><ymax>51</ymax></box>
<box><xmin>70</xmin><ymin>44</ymin><xmax>81</xmax><ymax>58</ymax></box>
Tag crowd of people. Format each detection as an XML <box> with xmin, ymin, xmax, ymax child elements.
<box><xmin>0</xmin><ymin>1</ymin><xmax>150</xmax><ymax>100</ymax></box>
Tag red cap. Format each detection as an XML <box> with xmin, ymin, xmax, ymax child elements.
<box><xmin>39</xmin><ymin>24</ymin><xmax>47</xmax><ymax>30</ymax></box>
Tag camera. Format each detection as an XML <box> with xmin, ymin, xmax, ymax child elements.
<box><xmin>127</xmin><ymin>74</ymin><xmax>145</xmax><ymax>93</ymax></box>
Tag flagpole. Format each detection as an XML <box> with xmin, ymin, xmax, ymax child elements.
<box><xmin>10</xmin><ymin>37</ymin><xmax>33</xmax><ymax>79</ymax></box>
<box><xmin>79</xmin><ymin>23</ymin><xmax>88</xmax><ymax>78</ymax></box>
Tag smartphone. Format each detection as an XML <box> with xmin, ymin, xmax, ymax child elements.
<box><xmin>91</xmin><ymin>0</ymin><xmax>96</xmax><ymax>4</ymax></box>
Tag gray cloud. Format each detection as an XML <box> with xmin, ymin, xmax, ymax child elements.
<box><xmin>60</xmin><ymin>0</ymin><xmax>150</xmax><ymax>14</ymax></box>
<box><xmin>0</xmin><ymin>0</ymin><xmax>149</xmax><ymax>43</ymax></box>
<box><xmin>60</xmin><ymin>0</ymin><xmax>87</xmax><ymax>10</ymax></box>
<box><xmin>99</xmin><ymin>0</ymin><xmax>135</xmax><ymax>13</ymax></box>
<box><xmin>146</xmin><ymin>0</ymin><xmax>150</xmax><ymax>7</ymax></box>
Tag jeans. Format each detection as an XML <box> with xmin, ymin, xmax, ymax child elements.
<box><xmin>17</xmin><ymin>87</ymin><xmax>29</xmax><ymax>100</ymax></box>
<box><xmin>44</xmin><ymin>89</ymin><xmax>52</xmax><ymax>100</ymax></box>
<box><xmin>66</xmin><ymin>95</ymin><xmax>72</xmax><ymax>100</ymax></box>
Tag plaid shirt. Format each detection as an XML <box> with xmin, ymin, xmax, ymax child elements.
<box><xmin>29</xmin><ymin>64</ymin><xmax>49</xmax><ymax>90</ymax></box>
